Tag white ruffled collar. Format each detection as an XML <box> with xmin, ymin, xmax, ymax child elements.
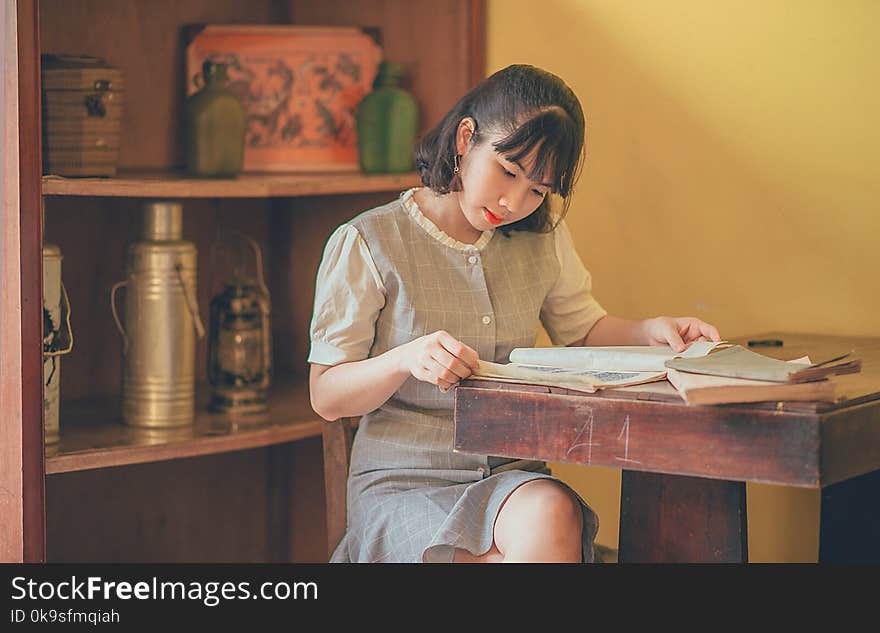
<box><xmin>400</xmin><ymin>188</ymin><xmax>494</xmax><ymax>252</ymax></box>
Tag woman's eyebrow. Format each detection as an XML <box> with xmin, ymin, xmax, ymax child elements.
<box><xmin>513</xmin><ymin>160</ymin><xmax>553</xmax><ymax>188</ymax></box>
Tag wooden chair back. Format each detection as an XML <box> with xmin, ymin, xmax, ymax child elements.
<box><xmin>321</xmin><ymin>417</ymin><xmax>358</xmax><ymax>560</ymax></box>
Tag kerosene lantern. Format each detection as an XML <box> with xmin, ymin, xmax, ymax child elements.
<box><xmin>207</xmin><ymin>232</ymin><xmax>272</xmax><ymax>415</ymax></box>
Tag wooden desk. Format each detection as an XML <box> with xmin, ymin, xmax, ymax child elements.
<box><xmin>453</xmin><ymin>333</ymin><xmax>880</xmax><ymax>562</ymax></box>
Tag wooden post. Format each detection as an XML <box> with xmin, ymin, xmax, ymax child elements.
<box><xmin>1</xmin><ymin>0</ymin><xmax>46</xmax><ymax>563</ymax></box>
<box><xmin>619</xmin><ymin>471</ymin><xmax>748</xmax><ymax>563</ymax></box>
<box><xmin>820</xmin><ymin>469</ymin><xmax>880</xmax><ymax>562</ymax></box>
<box><xmin>1</xmin><ymin>0</ymin><xmax>25</xmax><ymax>562</ymax></box>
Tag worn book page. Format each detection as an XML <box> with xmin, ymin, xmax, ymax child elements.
<box><xmin>473</xmin><ymin>360</ymin><xmax>668</xmax><ymax>392</ymax></box>
<box><xmin>508</xmin><ymin>340</ymin><xmax>727</xmax><ymax>372</ymax></box>
<box><xmin>665</xmin><ymin>345</ymin><xmax>858</xmax><ymax>382</ymax></box>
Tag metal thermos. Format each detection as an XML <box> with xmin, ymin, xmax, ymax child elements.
<box><xmin>111</xmin><ymin>202</ymin><xmax>205</xmax><ymax>427</ymax></box>
<box><xmin>42</xmin><ymin>243</ymin><xmax>73</xmax><ymax>444</ymax></box>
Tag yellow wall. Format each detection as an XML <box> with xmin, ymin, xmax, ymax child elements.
<box><xmin>487</xmin><ymin>0</ymin><xmax>879</xmax><ymax>561</ymax></box>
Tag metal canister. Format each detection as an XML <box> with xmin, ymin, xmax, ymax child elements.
<box><xmin>111</xmin><ymin>202</ymin><xmax>205</xmax><ymax>427</ymax></box>
<box><xmin>42</xmin><ymin>243</ymin><xmax>73</xmax><ymax>444</ymax></box>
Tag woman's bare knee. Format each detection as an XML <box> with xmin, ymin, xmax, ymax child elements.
<box><xmin>498</xmin><ymin>480</ymin><xmax>582</xmax><ymax>527</ymax></box>
<box><xmin>493</xmin><ymin>480</ymin><xmax>583</xmax><ymax>562</ymax></box>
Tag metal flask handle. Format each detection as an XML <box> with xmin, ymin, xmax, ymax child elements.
<box><xmin>174</xmin><ymin>263</ymin><xmax>206</xmax><ymax>340</ymax></box>
<box><xmin>111</xmin><ymin>265</ymin><xmax>205</xmax><ymax>355</ymax></box>
<box><xmin>110</xmin><ymin>280</ymin><xmax>129</xmax><ymax>354</ymax></box>
<box><xmin>44</xmin><ymin>282</ymin><xmax>75</xmax><ymax>357</ymax></box>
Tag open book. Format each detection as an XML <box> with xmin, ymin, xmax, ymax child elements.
<box><xmin>666</xmin><ymin>365</ymin><xmax>838</xmax><ymax>405</ymax></box>
<box><xmin>471</xmin><ymin>341</ymin><xmax>726</xmax><ymax>393</ymax></box>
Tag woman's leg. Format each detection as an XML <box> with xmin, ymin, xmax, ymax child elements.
<box><xmin>493</xmin><ymin>479</ymin><xmax>583</xmax><ymax>562</ymax></box>
<box><xmin>453</xmin><ymin>479</ymin><xmax>584</xmax><ymax>563</ymax></box>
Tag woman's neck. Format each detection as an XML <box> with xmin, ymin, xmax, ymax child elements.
<box><xmin>413</xmin><ymin>188</ymin><xmax>483</xmax><ymax>244</ymax></box>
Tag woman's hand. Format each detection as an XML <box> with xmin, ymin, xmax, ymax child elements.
<box><xmin>398</xmin><ymin>330</ymin><xmax>480</xmax><ymax>392</ymax></box>
<box><xmin>640</xmin><ymin>316</ymin><xmax>721</xmax><ymax>353</ymax></box>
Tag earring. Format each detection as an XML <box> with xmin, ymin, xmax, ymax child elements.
<box><xmin>453</xmin><ymin>153</ymin><xmax>461</xmax><ymax>174</ymax></box>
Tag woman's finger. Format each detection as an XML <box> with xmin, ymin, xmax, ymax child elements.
<box><xmin>677</xmin><ymin>318</ymin><xmax>702</xmax><ymax>341</ymax></box>
<box><xmin>437</xmin><ymin>378</ymin><xmax>455</xmax><ymax>393</ymax></box>
<box><xmin>678</xmin><ymin>318</ymin><xmax>720</xmax><ymax>343</ymax></box>
<box><xmin>664</xmin><ymin>323</ymin><xmax>687</xmax><ymax>352</ymax></box>
<box><xmin>430</xmin><ymin>349</ymin><xmax>473</xmax><ymax>380</ymax></box>
<box><xmin>668</xmin><ymin>334</ymin><xmax>686</xmax><ymax>352</ymax></box>
<box><xmin>425</xmin><ymin>357</ymin><xmax>461</xmax><ymax>387</ymax></box>
<box><xmin>436</xmin><ymin>331</ymin><xmax>480</xmax><ymax>371</ymax></box>
<box><xmin>699</xmin><ymin>321</ymin><xmax>721</xmax><ymax>341</ymax></box>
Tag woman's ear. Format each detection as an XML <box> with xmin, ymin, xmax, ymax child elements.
<box><xmin>455</xmin><ymin>117</ymin><xmax>477</xmax><ymax>155</ymax></box>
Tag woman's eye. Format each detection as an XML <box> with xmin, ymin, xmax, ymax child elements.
<box><xmin>500</xmin><ymin>164</ymin><xmax>544</xmax><ymax>196</ymax></box>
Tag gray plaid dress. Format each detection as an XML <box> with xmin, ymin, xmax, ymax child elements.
<box><xmin>308</xmin><ymin>189</ymin><xmax>607</xmax><ymax>563</ymax></box>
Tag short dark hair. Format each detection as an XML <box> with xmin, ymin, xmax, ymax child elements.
<box><xmin>414</xmin><ymin>64</ymin><xmax>586</xmax><ymax>234</ymax></box>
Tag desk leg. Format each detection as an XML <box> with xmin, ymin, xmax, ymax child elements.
<box><xmin>619</xmin><ymin>471</ymin><xmax>747</xmax><ymax>563</ymax></box>
<box><xmin>820</xmin><ymin>469</ymin><xmax>880</xmax><ymax>563</ymax></box>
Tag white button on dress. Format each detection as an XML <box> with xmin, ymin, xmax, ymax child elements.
<box><xmin>482</xmin><ymin>315</ymin><xmax>491</xmax><ymax>325</ymax></box>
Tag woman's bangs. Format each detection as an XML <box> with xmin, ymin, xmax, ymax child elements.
<box><xmin>491</xmin><ymin>110</ymin><xmax>581</xmax><ymax>197</ymax></box>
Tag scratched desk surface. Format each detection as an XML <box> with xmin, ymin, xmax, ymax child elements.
<box><xmin>454</xmin><ymin>332</ymin><xmax>880</xmax><ymax>488</ymax></box>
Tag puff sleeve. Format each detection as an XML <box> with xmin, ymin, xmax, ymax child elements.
<box><xmin>308</xmin><ymin>223</ymin><xmax>386</xmax><ymax>366</ymax></box>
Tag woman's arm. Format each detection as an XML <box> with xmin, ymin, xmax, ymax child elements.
<box><xmin>573</xmin><ymin>315</ymin><xmax>721</xmax><ymax>351</ymax></box>
<box><xmin>310</xmin><ymin>330</ymin><xmax>480</xmax><ymax>421</ymax></box>
<box><xmin>578</xmin><ymin>315</ymin><xmax>647</xmax><ymax>346</ymax></box>
<box><xmin>310</xmin><ymin>348</ymin><xmax>411</xmax><ymax>422</ymax></box>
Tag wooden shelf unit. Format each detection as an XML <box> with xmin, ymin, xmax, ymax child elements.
<box><xmin>46</xmin><ymin>376</ymin><xmax>321</xmax><ymax>475</ymax></box>
<box><xmin>5</xmin><ymin>0</ymin><xmax>485</xmax><ymax>563</ymax></box>
<box><xmin>42</xmin><ymin>170</ymin><xmax>422</xmax><ymax>198</ymax></box>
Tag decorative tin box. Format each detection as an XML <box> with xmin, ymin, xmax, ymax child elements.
<box><xmin>41</xmin><ymin>54</ymin><xmax>124</xmax><ymax>177</ymax></box>
<box><xmin>185</xmin><ymin>25</ymin><xmax>382</xmax><ymax>172</ymax></box>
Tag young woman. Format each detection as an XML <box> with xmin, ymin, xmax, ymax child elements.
<box><xmin>308</xmin><ymin>64</ymin><xmax>720</xmax><ymax>563</ymax></box>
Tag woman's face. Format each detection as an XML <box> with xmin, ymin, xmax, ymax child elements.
<box><xmin>456</xmin><ymin>123</ymin><xmax>552</xmax><ymax>232</ymax></box>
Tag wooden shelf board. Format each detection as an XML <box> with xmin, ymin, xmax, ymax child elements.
<box><xmin>45</xmin><ymin>375</ymin><xmax>323</xmax><ymax>475</ymax></box>
<box><xmin>42</xmin><ymin>170</ymin><xmax>422</xmax><ymax>198</ymax></box>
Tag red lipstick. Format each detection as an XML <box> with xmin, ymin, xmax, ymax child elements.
<box><xmin>484</xmin><ymin>208</ymin><xmax>503</xmax><ymax>226</ymax></box>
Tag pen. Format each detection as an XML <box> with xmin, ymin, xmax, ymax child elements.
<box><xmin>748</xmin><ymin>339</ymin><xmax>783</xmax><ymax>347</ymax></box>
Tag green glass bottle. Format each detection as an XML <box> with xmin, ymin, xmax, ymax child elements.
<box><xmin>357</xmin><ymin>61</ymin><xmax>418</xmax><ymax>174</ymax></box>
<box><xmin>185</xmin><ymin>61</ymin><xmax>246</xmax><ymax>178</ymax></box>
